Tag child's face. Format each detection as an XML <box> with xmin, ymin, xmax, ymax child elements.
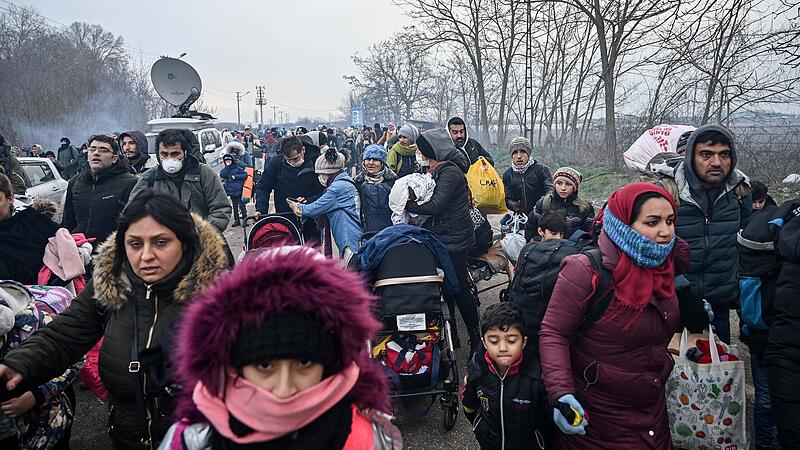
<box><xmin>752</xmin><ymin>198</ymin><xmax>766</xmax><ymax>211</ymax></box>
<box><xmin>242</xmin><ymin>359</ymin><xmax>324</xmax><ymax>399</ymax></box>
<box><xmin>555</xmin><ymin>179</ymin><xmax>575</xmax><ymax>198</ymax></box>
<box><xmin>225</xmin><ymin>159</ymin><xmax>232</xmax><ymax>166</ymax></box>
<box><xmin>482</xmin><ymin>326</ymin><xmax>527</xmax><ymax>372</ymax></box>
<box><xmin>538</xmin><ymin>227</ymin><xmax>564</xmax><ymax>241</ymax></box>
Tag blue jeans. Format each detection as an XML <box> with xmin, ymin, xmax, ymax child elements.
<box><xmin>752</xmin><ymin>354</ymin><xmax>780</xmax><ymax>448</ymax></box>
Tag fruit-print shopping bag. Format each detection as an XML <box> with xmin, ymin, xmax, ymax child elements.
<box><xmin>666</xmin><ymin>327</ymin><xmax>748</xmax><ymax>449</ymax></box>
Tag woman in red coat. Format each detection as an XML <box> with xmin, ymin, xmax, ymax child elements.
<box><xmin>540</xmin><ymin>183</ymin><xmax>691</xmax><ymax>449</ymax></box>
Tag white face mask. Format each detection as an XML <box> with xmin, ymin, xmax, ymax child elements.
<box><xmin>161</xmin><ymin>158</ymin><xmax>183</xmax><ymax>174</ymax></box>
<box><xmin>318</xmin><ymin>174</ymin><xmax>329</xmax><ymax>186</ymax></box>
<box><xmin>286</xmin><ymin>157</ymin><xmax>304</xmax><ymax>167</ymax></box>
<box><xmin>415</xmin><ymin>151</ymin><xmax>430</xmax><ymax>167</ymax></box>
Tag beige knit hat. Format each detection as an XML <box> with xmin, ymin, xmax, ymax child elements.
<box><xmin>314</xmin><ymin>148</ymin><xmax>346</xmax><ymax>174</ymax></box>
<box><xmin>553</xmin><ymin>167</ymin><xmax>582</xmax><ymax>189</ymax></box>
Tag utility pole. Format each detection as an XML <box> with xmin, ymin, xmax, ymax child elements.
<box><xmin>235</xmin><ymin>91</ymin><xmax>250</xmax><ymax>129</ymax></box>
<box><xmin>255</xmin><ymin>85</ymin><xmax>266</xmax><ymax>129</ymax></box>
<box><xmin>272</xmin><ymin>105</ymin><xmax>278</xmax><ymax>125</ymax></box>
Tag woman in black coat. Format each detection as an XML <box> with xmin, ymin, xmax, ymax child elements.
<box><xmin>406</xmin><ymin>128</ymin><xmax>481</xmax><ymax>354</ymax></box>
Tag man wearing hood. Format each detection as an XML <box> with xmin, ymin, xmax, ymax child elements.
<box><xmin>673</xmin><ymin>124</ymin><xmax>751</xmax><ymax>343</ymax></box>
<box><xmin>118</xmin><ymin>130</ymin><xmax>151</xmax><ymax>175</ymax></box>
<box><xmin>405</xmin><ymin>128</ymin><xmax>481</xmax><ymax>355</ymax></box>
<box><xmin>62</xmin><ymin>134</ymin><xmax>138</xmax><ymax>244</ymax></box>
<box><xmin>0</xmin><ymin>133</ymin><xmax>28</xmax><ymax>195</ymax></box>
<box><xmin>129</xmin><ymin>129</ymin><xmax>231</xmax><ymax>232</ymax></box>
<box><xmin>447</xmin><ymin>116</ymin><xmax>494</xmax><ymax>166</ymax></box>
<box><xmin>254</xmin><ymin>135</ymin><xmax>324</xmax><ymax>242</ymax></box>
<box><xmin>56</xmin><ymin>137</ymin><xmax>81</xmax><ymax>180</ymax></box>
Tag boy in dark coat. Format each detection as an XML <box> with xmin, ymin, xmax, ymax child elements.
<box><xmin>461</xmin><ymin>302</ymin><xmax>551</xmax><ymax>449</ymax></box>
<box><xmin>525</xmin><ymin>167</ymin><xmax>594</xmax><ymax>242</ymax></box>
<box><xmin>219</xmin><ymin>154</ymin><xmax>247</xmax><ymax>227</ymax></box>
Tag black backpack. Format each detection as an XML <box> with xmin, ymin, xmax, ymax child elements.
<box><xmin>505</xmin><ymin>232</ymin><xmax>612</xmax><ymax>349</ymax></box>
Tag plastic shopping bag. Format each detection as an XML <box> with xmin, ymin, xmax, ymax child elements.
<box><xmin>466</xmin><ymin>156</ymin><xmax>507</xmax><ymax>214</ymax></box>
<box><xmin>623</xmin><ymin>124</ymin><xmax>696</xmax><ymax>172</ymax></box>
<box><xmin>666</xmin><ymin>327</ymin><xmax>748</xmax><ymax>449</ymax></box>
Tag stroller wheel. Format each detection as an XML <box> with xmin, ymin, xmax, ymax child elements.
<box><xmin>443</xmin><ymin>400</ymin><xmax>458</xmax><ymax>430</ymax></box>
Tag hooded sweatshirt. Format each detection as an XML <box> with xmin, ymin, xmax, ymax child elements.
<box><xmin>118</xmin><ymin>130</ymin><xmax>150</xmax><ymax>174</ymax></box>
<box><xmin>446</xmin><ymin>116</ymin><xmax>494</xmax><ymax>167</ymax></box>
<box><xmin>673</xmin><ymin>124</ymin><xmax>750</xmax><ymax>307</ymax></box>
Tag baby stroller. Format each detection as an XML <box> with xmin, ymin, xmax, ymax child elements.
<box><xmin>244</xmin><ymin>213</ymin><xmax>304</xmax><ymax>253</ymax></box>
<box><xmin>367</xmin><ymin>243</ymin><xmax>460</xmax><ymax>430</ymax></box>
<box><xmin>466</xmin><ymin>212</ymin><xmax>526</xmax><ymax>299</ymax></box>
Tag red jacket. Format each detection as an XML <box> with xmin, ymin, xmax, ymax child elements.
<box><xmin>539</xmin><ymin>233</ymin><xmax>690</xmax><ymax>450</ymax></box>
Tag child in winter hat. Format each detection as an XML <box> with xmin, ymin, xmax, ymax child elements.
<box><xmin>160</xmin><ymin>246</ymin><xmax>401</xmax><ymax>449</ymax></box>
<box><xmin>525</xmin><ymin>166</ymin><xmax>595</xmax><ymax>241</ymax></box>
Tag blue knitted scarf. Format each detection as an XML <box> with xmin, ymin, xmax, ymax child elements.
<box><xmin>603</xmin><ymin>207</ymin><xmax>675</xmax><ymax>268</ymax></box>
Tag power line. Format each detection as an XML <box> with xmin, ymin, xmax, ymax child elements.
<box><xmin>0</xmin><ymin>0</ymin><xmax>161</xmax><ymax>57</ymax></box>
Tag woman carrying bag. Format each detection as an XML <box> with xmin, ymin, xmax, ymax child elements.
<box><xmin>539</xmin><ymin>183</ymin><xmax>691</xmax><ymax>449</ymax></box>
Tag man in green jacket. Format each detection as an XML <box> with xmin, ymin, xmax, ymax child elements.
<box><xmin>56</xmin><ymin>137</ymin><xmax>81</xmax><ymax>180</ymax></box>
<box><xmin>673</xmin><ymin>124</ymin><xmax>751</xmax><ymax>343</ymax></box>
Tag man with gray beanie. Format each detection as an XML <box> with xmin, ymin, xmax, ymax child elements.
<box><xmin>62</xmin><ymin>134</ymin><xmax>137</xmax><ymax>244</ymax></box>
<box><xmin>502</xmin><ymin>136</ymin><xmax>552</xmax><ymax>217</ymax></box>
<box><xmin>671</xmin><ymin>124</ymin><xmax>751</xmax><ymax>343</ymax></box>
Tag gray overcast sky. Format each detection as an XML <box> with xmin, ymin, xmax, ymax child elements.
<box><xmin>24</xmin><ymin>0</ymin><xmax>406</xmax><ymax>123</ymax></box>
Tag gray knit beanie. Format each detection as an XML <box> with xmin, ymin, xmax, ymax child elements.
<box><xmin>398</xmin><ymin>123</ymin><xmax>419</xmax><ymax>142</ymax></box>
<box><xmin>509</xmin><ymin>136</ymin><xmax>531</xmax><ymax>156</ymax></box>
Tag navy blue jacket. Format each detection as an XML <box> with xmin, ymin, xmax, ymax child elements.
<box><xmin>254</xmin><ymin>152</ymin><xmax>323</xmax><ymax>215</ymax></box>
<box><xmin>354</xmin><ymin>170</ymin><xmax>397</xmax><ymax>234</ymax></box>
<box><xmin>219</xmin><ymin>163</ymin><xmax>247</xmax><ymax>198</ymax></box>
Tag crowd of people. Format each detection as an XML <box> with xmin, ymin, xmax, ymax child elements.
<box><xmin>0</xmin><ymin>115</ymin><xmax>797</xmax><ymax>450</ymax></box>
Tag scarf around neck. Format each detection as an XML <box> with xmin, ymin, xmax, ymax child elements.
<box><xmin>595</xmin><ymin>183</ymin><xmax>679</xmax><ymax>315</ymax></box>
<box><xmin>362</xmin><ymin>166</ymin><xmax>385</xmax><ymax>184</ymax></box>
<box><xmin>512</xmin><ymin>158</ymin><xmax>535</xmax><ymax>174</ymax></box>
<box><xmin>192</xmin><ymin>363</ymin><xmax>360</xmax><ymax>444</ymax></box>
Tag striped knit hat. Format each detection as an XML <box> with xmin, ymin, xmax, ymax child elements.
<box><xmin>553</xmin><ymin>167</ymin><xmax>582</xmax><ymax>190</ymax></box>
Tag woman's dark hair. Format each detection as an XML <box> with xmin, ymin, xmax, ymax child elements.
<box><xmin>480</xmin><ymin>302</ymin><xmax>526</xmax><ymax>337</ymax></box>
<box><xmin>0</xmin><ymin>173</ymin><xmax>12</xmax><ymax>198</ymax></box>
<box><xmin>87</xmin><ymin>134</ymin><xmax>120</xmax><ymax>155</ymax></box>
<box><xmin>323</xmin><ymin>147</ymin><xmax>339</xmax><ymax>164</ymax></box>
<box><xmin>631</xmin><ymin>191</ymin><xmax>669</xmax><ymax>223</ymax></box>
<box><xmin>113</xmin><ymin>190</ymin><xmax>199</xmax><ymax>275</ymax></box>
<box><xmin>539</xmin><ymin>210</ymin><xmax>567</xmax><ymax>234</ymax></box>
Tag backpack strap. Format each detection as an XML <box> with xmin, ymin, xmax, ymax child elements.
<box><xmin>577</xmin><ymin>248</ymin><xmax>613</xmax><ymax>334</ymax></box>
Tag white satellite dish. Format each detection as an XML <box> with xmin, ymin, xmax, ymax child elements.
<box><xmin>151</xmin><ymin>57</ymin><xmax>202</xmax><ymax>115</ymax></box>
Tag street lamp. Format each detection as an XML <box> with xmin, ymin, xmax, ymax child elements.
<box><xmin>236</xmin><ymin>91</ymin><xmax>251</xmax><ymax>129</ymax></box>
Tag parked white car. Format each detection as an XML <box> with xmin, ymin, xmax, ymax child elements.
<box><xmin>15</xmin><ymin>156</ymin><xmax>69</xmax><ymax>221</ymax></box>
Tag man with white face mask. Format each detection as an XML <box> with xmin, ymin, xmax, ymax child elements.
<box><xmin>254</xmin><ymin>135</ymin><xmax>323</xmax><ymax>242</ymax></box>
<box><xmin>129</xmin><ymin>129</ymin><xmax>231</xmax><ymax>232</ymax></box>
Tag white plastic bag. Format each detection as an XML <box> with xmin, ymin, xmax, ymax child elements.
<box><xmin>499</xmin><ymin>233</ymin><xmax>526</xmax><ymax>263</ymax></box>
<box><xmin>666</xmin><ymin>327</ymin><xmax>748</xmax><ymax>449</ymax></box>
<box><xmin>624</xmin><ymin>124</ymin><xmax>696</xmax><ymax>172</ymax></box>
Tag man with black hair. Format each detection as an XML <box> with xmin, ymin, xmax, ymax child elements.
<box><xmin>253</xmin><ymin>135</ymin><xmax>324</xmax><ymax>242</ymax></box>
<box><xmin>672</xmin><ymin>124</ymin><xmax>752</xmax><ymax>343</ymax></box>
<box><xmin>118</xmin><ymin>130</ymin><xmax>151</xmax><ymax>175</ymax></box>
<box><xmin>447</xmin><ymin>116</ymin><xmax>494</xmax><ymax>166</ymax></box>
<box><xmin>129</xmin><ymin>129</ymin><xmax>231</xmax><ymax>232</ymax></box>
<box><xmin>62</xmin><ymin>134</ymin><xmax>137</xmax><ymax>244</ymax></box>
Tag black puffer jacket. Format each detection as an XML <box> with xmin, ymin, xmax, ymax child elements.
<box><xmin>254</xmin><ymin>146</ymin><xmax>324</xmax><ymax>215</ymax></box>
<box><xmin>406</xmin><ymin>129</ymin><xmax>475</xmax><ymax>253</ymax></box>
<box><xmin>502</xmin><ymin>162</ymin><xmax>553</xmax><ymax>215</ymax></box>
<box><xmin>765</xmin><ymin>203</ymin><xmax>800</xmax><ymax>448</ymax></box>
<box><xmin>461</xmin><ymin>346</ymin><xmax>551</xmax><ymax>450</ymax></box>
<box><xmin>62</xmin><ymin>163</ymin><xmax>138</xmax><ymax>244</ymax></box>
<box><xmin>1</xmin><ymin>215</ymin><xmax>227</xmax><ymax>450</ymax></box>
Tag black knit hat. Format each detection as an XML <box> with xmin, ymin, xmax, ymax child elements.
<box><xmin>231</xmin><ymin>310</ymin><xmax>339</xmax><ymax>372</ymax></box>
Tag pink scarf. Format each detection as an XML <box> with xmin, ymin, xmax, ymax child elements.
<box><xmin>192</xmin><ymin>363</ymin><xmax>360</xmax><ymax>444</ymax></box>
